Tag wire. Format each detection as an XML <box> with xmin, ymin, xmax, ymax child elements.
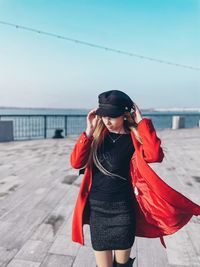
<box><xmin>0</xmin><ymin>20</ymin><xmax>199</xmax><ymax>71</ymax></box>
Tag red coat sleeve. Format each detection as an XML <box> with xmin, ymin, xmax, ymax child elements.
<box><xmin>137</xmin><ymin>118</ymin><xmax>164</xmax><ymax>163</ymax></box>
<box><xmin>70</xmin><ymin>132</ymin><xmax>94</xmax><ymax>169</ymax></box>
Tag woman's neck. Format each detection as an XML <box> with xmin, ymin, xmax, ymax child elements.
<box><xmin>108</xmin><ymin>127</ymin><xmax>128</xmax><ymax>134</ymax></box>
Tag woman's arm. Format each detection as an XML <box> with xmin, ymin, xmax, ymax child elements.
<box><xmin>132</xmin><ymin>103</ymin><xmax>164</xmax><ymax>163</ymax></box>
<box><xmin>70</xmin><ymin>108</ymin><xmax>98</xmax><ymax>169</ymax></box>
<box><xmin>70</xmin><ymin>132</ymin><xmax>93</xmax><ymax>169</ymax></box>
<box><xmin>137</xmin><ymin>118</ymin><xmax>164</xmax><ymax>163</ymax></box>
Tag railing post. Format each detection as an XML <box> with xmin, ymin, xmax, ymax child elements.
<box><xmin>172</xmin><ymin>116</ymin><xmax>185</xmax><ymax>129</ymax></box>
<box><xmin>65</xmin><ymin>115</ymin><xmax>68</xmax><ymax>136</ymax></box>
<box><xmin>44</xmin><ymin>116</ymin><xmax>47</xmax><ymax>139</ymax></box>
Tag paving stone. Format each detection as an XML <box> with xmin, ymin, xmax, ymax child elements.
<box><xmin>0</xmin><ymin>246</ymin><xmax>18</xmax><ymax>264</ymax></box>
<box><xmin>6</xmin><ymin>259</ymin><xmax>41</xmax><ymax>267</ymax></box>
<box><xmin>137</xmin><ymin>237</ymin><xmax>169</xmax><ymax>267</ymax></box>
<box><xmin>72</xmin><ymin>246</ymin><xmax>96</xmax><ymax>267</ymax></box>
<box><xmin>40</xmin><ymin>253</ymin><xmax>74</xmax><ymax>267</ymax></box>
<box><xmin>49</xmin><ymin>235</ymin><xmax>80</xmax><ymax>257</ymax></box>
<box><xmin>31</xmin><ymin>223</ymin><xmax>55</xmax><ymax>243</ymax></box>
<box><xmin>165</xmin><ymin>226</ymin><xmax>200</xmax><ymax>266</ymax></box>
<box><xmin>14</xmin><ymin>239</ymin><xmax>51</xmax><ymax>262</ymax></box>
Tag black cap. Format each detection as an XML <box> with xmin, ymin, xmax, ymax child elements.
<box><xmin>96</xmin><ymin>90</ymin><xmax>133</xmax><ymax>118</ymax></box>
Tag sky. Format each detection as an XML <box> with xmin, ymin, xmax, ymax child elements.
<box><xmin>0</xmin><ymin>0</ymin><xmax>199</xmax><ymax>109</ymax></box>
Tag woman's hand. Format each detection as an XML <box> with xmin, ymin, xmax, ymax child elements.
<box><xmin>131</xmin><ymin>103</ymin><xmax>143</xmax><ymax>124</ymax></box>
<box><xmin>85</xmin><ymin>109</ymin><xmax>98</xmax><ymax>137</ymax></box>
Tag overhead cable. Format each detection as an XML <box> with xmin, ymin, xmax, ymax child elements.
<box><xmin>0</xmin><ymin>20</ymin><xmax>199</xmax><ymax>71</ymax></box>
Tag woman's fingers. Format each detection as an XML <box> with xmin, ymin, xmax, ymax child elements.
<box><xmin>88</xmin><ymin>108</ymin><xmax>97</xmax><ymax>117</ymax></box>
<box><xmin>133</xmin><ymin>103</ymin><xmax>141</xmax><ymax>114</ymax></box>
<box><xmin>87</xmin><ymin>108</ymin><xmax>98</xmax><ymax>130</ymax></box>
<box><xmin>130</xmin><ymin>102</ymin><xmax>142</xmax><ymax>124</ymax></box>
<box><xmin>133</xmin><ymin>102</ymin><xmax>139</xmax><ymax>111</ymax></box>
<box><xmin>90</xmin><ymin>108</ymin><xmax>97</xmax><ymax>114</ymax></box>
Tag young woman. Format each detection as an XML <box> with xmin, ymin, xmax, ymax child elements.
<box><xmin>70</xmin><ymin>90</ymin><xmax>200</xmax><ymax>267</ymax></box>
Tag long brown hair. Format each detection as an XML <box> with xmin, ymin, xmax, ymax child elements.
<box><xmin>87</xmin><ymin>111</ymin><xmax>142</xmax><ymax>180</ymax></box>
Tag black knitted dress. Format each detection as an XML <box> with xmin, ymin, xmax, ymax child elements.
<box><xmin>87</xmin><ymin>131</ymin><xmax>137</xmax><ymax>251</ymax></box>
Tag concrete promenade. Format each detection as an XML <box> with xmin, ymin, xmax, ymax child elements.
<box><xmin>0</xmin><ymin>127</ymin><xmax>200</xmax><ymax>267</ymax></box>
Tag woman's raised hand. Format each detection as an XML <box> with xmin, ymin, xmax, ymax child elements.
<box><xmin>131</xmin><ymin>103</ymin><xmax>143</xmax><ymax>124</ymax></box>
<box><xmin>85</xmin><ymin>109</ymin><xmax>98</xmax><ymax>137</ymax></box>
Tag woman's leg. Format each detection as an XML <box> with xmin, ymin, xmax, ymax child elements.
<box><xmin>94</xmin><ymin>249</ymin><xmax>113</xmax><ymax>267</ymax></box>
<box><xmin>114</xmin><ymin>247</ymin><xmax>132</xmax><ymax>264</ymax></box>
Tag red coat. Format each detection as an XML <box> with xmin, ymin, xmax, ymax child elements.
<box><xmin>70</xmin><ymin>118</ymin><xmax>200</xmax><ymax>247</ymax></box>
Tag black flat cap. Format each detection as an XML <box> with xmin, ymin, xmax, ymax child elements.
<box><xmin>96</xmin><ymin>90</ymin><xmax>133</xmax><ymax>118</ymax></box>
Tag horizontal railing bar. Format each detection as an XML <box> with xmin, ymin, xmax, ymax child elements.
<box><xmin>0</xmin><ymin>114</ymin><xmax>86</xmax><ymax>117</ymax></box>
<box><xmin>0</xmin><ymin>113</ymin><xmax>199</xmax><ymax>117</ymax></box>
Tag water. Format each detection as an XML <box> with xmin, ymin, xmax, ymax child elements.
<box><xmin>0</xmin><ymin>107</ymin><xmax>200</xmax><ymax>140</ymax></box>
<box><xmin>0</xmin><ymin>107</ymin><xmax>88</xmax><ymax>115</ymax></box>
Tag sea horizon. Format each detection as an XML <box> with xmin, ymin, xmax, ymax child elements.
<box><xmin>0</xmin><ymin>106</ymin><xmax>200</xmax><ymax>140</ymax></box>
<box><xmin>0</xmin><ymin>106</ymin><xmax>200</xmax><ymax>113</ymax></box>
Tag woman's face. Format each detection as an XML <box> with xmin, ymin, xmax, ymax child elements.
<box><xmin>101</xmin><ymin>116</ymin><xmax>124</xmax><ymax>132</ymax></box>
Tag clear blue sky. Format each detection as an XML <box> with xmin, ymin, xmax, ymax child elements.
<box><xmin>0</xmin><ymin>0</ymin><xmax>199</xmax><ymax>109</ymax></box>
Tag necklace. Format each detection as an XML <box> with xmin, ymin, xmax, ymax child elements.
<box><xmin>108</xmin><ymin>132</ymin><xmax>123</xmax><ymax>143</ymax></box>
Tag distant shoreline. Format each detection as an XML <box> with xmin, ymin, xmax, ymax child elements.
<box><xmin>0</xmin><ymin>106</ymin><xmax>200</xmax><ymax>113</ymax></box>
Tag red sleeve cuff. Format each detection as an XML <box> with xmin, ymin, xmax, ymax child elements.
<box><xmin>78</xmin><ymin>132</ymin><xmax>94</xmax><ymax>144</ymax></box>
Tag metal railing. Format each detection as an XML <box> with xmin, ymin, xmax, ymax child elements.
<box><xmin>0</xmin><ymin>112</ymin><xmax>200</xmax><ymax>141</ymax></box>
<box><xmin>0</xmin><ymin>114</ymin><xmax>87</xmax><ymax>141</ymax></box>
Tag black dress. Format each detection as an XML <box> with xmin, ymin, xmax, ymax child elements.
<box><xmin>88</xmin><ymin>132</ymin><xmax>137</xmax><ymax>251</ymax></box>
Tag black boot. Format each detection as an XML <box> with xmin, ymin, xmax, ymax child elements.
<box><xmin>113</xmin><ymin>256</ymin><xmax>136</xmax><ymax>267</ymax></box>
